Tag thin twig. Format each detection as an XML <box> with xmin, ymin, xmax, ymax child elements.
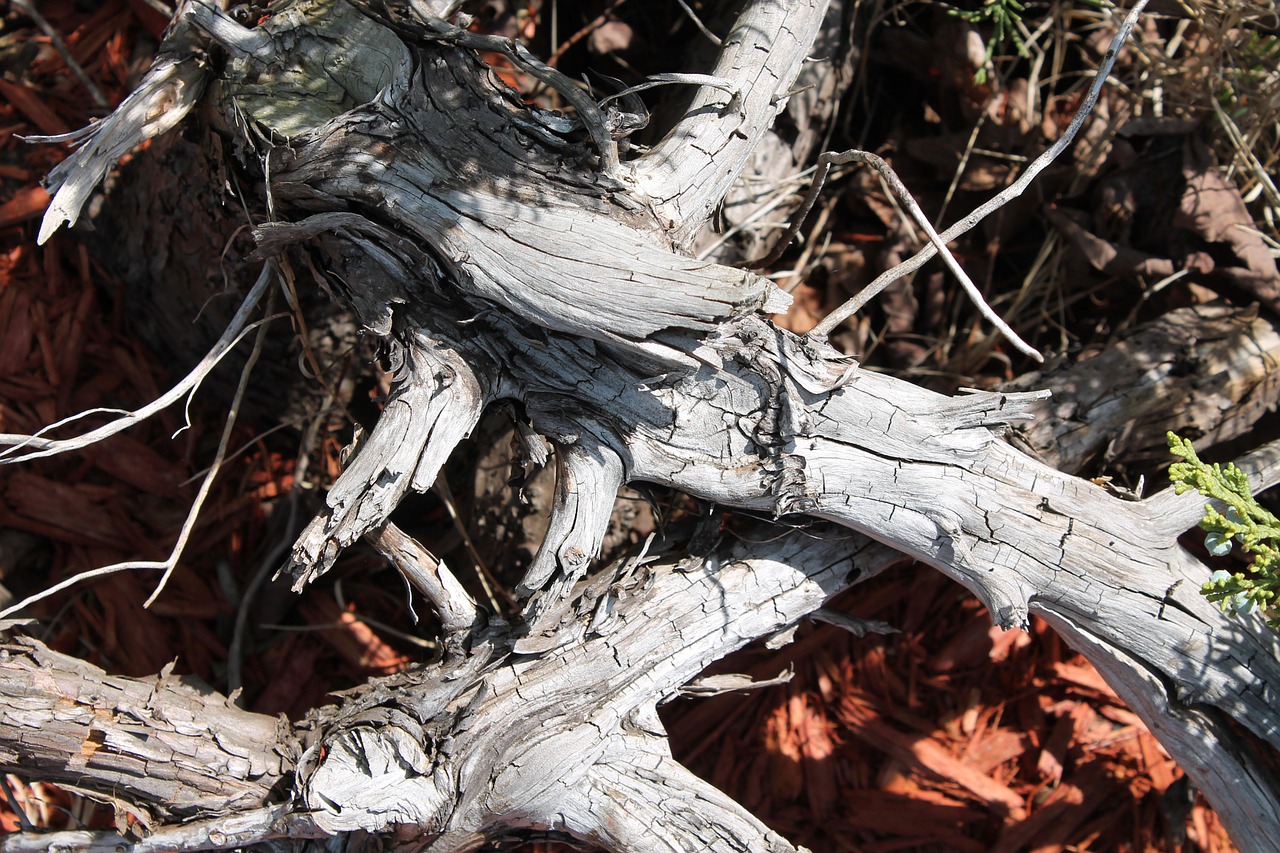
<box><xmin>674</xmin><ymin>0</ymin><xmax>723</xmax><ymax>47</ymax></box>
<box><xmin>367</xmin><ymin>521</ymin><xmax>479</xmax><ymax>643</ymax></box>
<box><xmin>763</xmin><ymin>150</ymin><xmax>1043</xmax><ymax>361</ymax></box>
<box><xmin>782</xmin><ymin>197</ymin><xmax>835</xmax><ymax>293</ymax></box>
<box><xmin>434</xmin><ymin>477</ymin><xmax>507</xmax><ymax>612</ymax></box>
<box><xmin>0</xmin><ymin>778</ymin><xmax>33</xmax><ymax>833</ymax></box>
<box><xmin>0</xmin><ymin>805</ymin><xmax>324</xmax><ymax>853</ymax></box>
<box><xmin>695</xmin><ymin>165</ymin><xmax>818</xmax><ymax>261</ymax></box>
<box><xmin>805</xmin><ymin>0</ymin><xmax>1150</xmax><ymax>342</ymax></box>
<box><xmin>10</xmin><ymin>0</ymin><xmax>107</xmax><ymax>108</ymax></box>
<box><xmin>0</xmin><ymin>281</ymin><xmax>279</xmax><ymax>620</ymax></box>
<box><xmin>547</xmin><ymin>0</ymin><xmax>629</xmax><ymax>67</ymax></box>
<box><xmin>227</xmin><ymin>491</ymin><xmax>300</xmax><ymax>695</ymax></box>
<box><xmin>1212</xmin><ymin>95</ymin><xmax>1280</xmax><ymax>214</ymax></box>
<box><xmin>598</xmin><ymin>73</ymin><xmax>739</xmax><ymax>106</ymax></box>
<box><xmin>277</xmin><ymin>255</ymin><xmax>358</xmax><ymax>426</ymax></box>
<box><xmin>142</xmin><ymin>287</ymin><xmax>275</xmax><ymax>607</ymax></box>
<box><xmin>937</xmin><ymin>112</ymin><xmax>987</xmax><ymax>225</ymax></box>
<box><xmin>0</xmin><ymin>266</ymin><xmax>274</xmax><ymax>463</ymax></box>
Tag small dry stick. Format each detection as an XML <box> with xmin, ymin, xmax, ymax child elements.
<box><xmin>780</xmin><ymin>0</ymin><xmax>1150</xmax><ymax>347</ymax></box>
<box><xmin>10</xmin><ymin>0</ymin><xmax>107</xmax><ymax>108</ymax></box>
<box><xmin>434</xmin><ymin>476</ymin><xmax>507</xmax><ymax>612</ymax></box>
<box><xmin>142</xmin><ymin>286</ymin><xmax>274</xmax><ymax>607</ymax></box>
<box><xmin>367</xmin><ymin>521</ymin><xmax>479</xmax><ymax>644</ymax></box>
<box><xmin>0</xmin><ymin>277</ymin><xmax>278</xmax><ymax>619</ymax></box>
<box><xmin>674</xmin><ymin>0</ymin><xmax>723</xmax><ymax>47</ymax></box>
<box><xmin>548</xmin><ymin>0</ymin><xmax>630</xmax><ymax>67</ymax></box>
<box><xmin>0</xmin><ymin>265</ymin><xmax>274</xmax><ymax>463</ymax></box>
<box><xmin>757</xmin><ymin>150</ymin><xmax>1043</xmax><ymax>361</ymax></box>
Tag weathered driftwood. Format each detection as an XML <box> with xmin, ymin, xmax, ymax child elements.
<box><xmin>0</xmin><ymin>639</ymin><xmax>289</xmax><ymax>825</ymax></box>
<box><xmin>7</xmin><ymin>0</ymin><xmax>1280</xmax><ymax>850</ymax></box>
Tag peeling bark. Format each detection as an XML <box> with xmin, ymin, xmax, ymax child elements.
<box><xmin>8</xmin><ymin>0</ymin><xmax>1280</xmax><ymax>851</ymax></box>
<box><xmin>0</xmin><ymin>638</ymin><xmax>289</xmax><ymax>825</ymax></box>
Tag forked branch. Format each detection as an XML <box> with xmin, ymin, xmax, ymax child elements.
<box><xmin>807</xmin><ymin>0</ymin><xmax>1150</xmax><ymax>339</ymax></box>
<box><xmin>9</xmin><ymin>0</ymin><xmax>1278</xmax><ymax>850</ymax></box>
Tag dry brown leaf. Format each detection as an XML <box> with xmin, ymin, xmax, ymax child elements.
<box><xmin>588</xmin><ymin>20</ymin><xmax>633</xmax><ymax>55</ymax></box>
<box><xmin>1044</xmin><ymin>205</ymin><xmax>1178</xmax><ymax>278</ymax></box>
<box><xmin>1176</xmin><ymin>150</ymin><xmax>1280</xmax><ymax>309</ymax></box>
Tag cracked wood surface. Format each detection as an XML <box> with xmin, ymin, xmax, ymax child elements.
<box><xmin>0</xmin><ymin>637</ymin><xmax>288</xmax><ymax>825</ymax></box>
<box><xmin>1007</xmin><ymin>303</ymin><xmax>1280</xmax><ymax>473</ymax></box>
<box><xmin>11</xmin><ymin>0</ymin><xmax>1280</xmax><ymax>850</ymax></box>
<box><xmin>2</xmin><ymin>528</ymin><xmax>897</xmax><ymax>852</ymax></box>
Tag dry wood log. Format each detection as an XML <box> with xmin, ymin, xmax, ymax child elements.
<box><xmin>7</xmin><ymin>0</ymin><xmax>1280</xmax><ymax>850</ymax></box>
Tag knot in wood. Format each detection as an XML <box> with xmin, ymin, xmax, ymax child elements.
<box><xmin>560</xmin><ymin>545</ymin><xmax>589</xmax><ymax>570</ymax></box>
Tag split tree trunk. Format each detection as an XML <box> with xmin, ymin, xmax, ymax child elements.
<box><xmin>7</xmin><ymin>1</ymin><xmax>1280</xmax><ymax>851</ymax></box>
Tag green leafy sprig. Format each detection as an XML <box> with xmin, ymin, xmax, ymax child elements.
<box><xmin>949</xmin><ymin>0</ymin><xmax>1030</xmax><ymax>84</ymax></box>
<box><xmin>1168</xmin><ymin>432</ymin><xmax>1280</xmax><ymax>628</ymax></box>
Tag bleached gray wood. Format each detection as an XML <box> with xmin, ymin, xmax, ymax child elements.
<box><xmin>1145</xmin><ymin>436</ymin><xmax>1280</xmax><ymax>538</ymax></box>
<box><xmin>514</xmin><ymin>438</ymin><xmax>625</xmax><ymax>650</ymax></box>
<box><xmin>462</xmin><ymin>313</ymin><xmax>1280</xmax><ymax>750</ymax></box>
<box><xmin>295</xmin><ymin>529</ymin><xmax>885</xmax><ymax>851</ymax></box>
<box><xmin>3</xmin><ymin>530</ymin><xmax>895</xmax><ymax>851</ymax></box>
<box><xmin>1006</xmin><ymin>303</ymin><xmax>1280</xmax><ymax>473</ymax></box>
<box><xmin>0</xmin><ymin>805</ymin><xmax>323</xmax><ymax>853</ymax></box>
<box><xmin>1036</xmin><ymin>605</ymin><xmax>1280</xmax><ymax>848</ymax></box>
<box><xmin>632</xmin><ymin>0</ymin><xmax>830</xmax><ymax>248</ymax></box>
<box><xmin>368</xmin><ymin>521</ymin><xmax>479</xmax><ymax>646</ymax></box>
<box><xmin>15</xmin><ymin>0</ymin><xmax>1280</xmax><ymax>850</ymax></box>
<box><xmin>691</xmin><ymin>0</ymin><xmax>857</xmax><ymax>264</ymax></box>
<box><xmin>35</xmin><ymin>0</ymin><xmax>217</xmax><ymax>245</ymax></box>
<box><xmin>287</xmin><ymin>332</ymin><xmax>488</xmax><ymax>586</ymax></box>
<box><xmin>0</xmin><ymin>637</ymin><xmax>287</xmax><ymax>823</ymax></box>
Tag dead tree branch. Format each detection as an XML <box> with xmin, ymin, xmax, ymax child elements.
<box><xmin>9</xmin><ymin>0</ymin><xmax>1280</xmax><ymax>850</ymax></box>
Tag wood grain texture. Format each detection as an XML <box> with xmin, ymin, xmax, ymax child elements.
<box><xmin>13</xmin><ymin>0</ymin><xmax>1280</xmax><ymax>850</ymax></box>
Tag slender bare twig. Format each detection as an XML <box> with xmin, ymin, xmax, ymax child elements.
<box><xmin>0</xmin><ymin>284</ymin><xmax>279</xmax><ymax>620</ymax></box>
<box><xmin>547</xmin><ymin>0</ymin><xmax>630</xmax><ymax>67</ymax></box>
<box><xmin>758</xmin><ymin>150</ymin><xmax>1043</xmax><ymax>361</ymax></box>
<box><xmin>674</xmin><ymin>0</ymin><xmax>723</xmax><ymax>47</ymax></box>
<box><xmin>0</xmin><ymin>778</ymin><xmax>33</xmax><ymax>833</ymax></box>
<box><xmin>598</xmin><ymin>73</ymin><xmax>739</xmax><ymax>106</ymax></box>
<box><xmin>226</xmin><ymin>493</ymin><xmax>299</xmax><ymax>695</ymax></box>
<box><xmin>434</xmin><ymin>477</ymin><xmax>506</xmax><ymax>612</ymax></box>
<box><xmin>367</xmin><ymin>522</ymin><xmax>479</xmax><ymax>643</ymax></box>
<box><xmin>0</xmin><ymin>266</ymin><xmax>273</xmax><ymax>463</ymax></box>
<box><xmin>9</xmin><ymin>0</ymin><xmax>107</xmax><ymax>108</ymax></box>
<box><xmin>695</xmin><ymin>165</ymin><xmax>819</xmax><ymax>262</ymax></box>
<box><xmin>804</xmin><ymin>0</ymin><xmax>1151</xmax><ymax>342</ymax></box>
<box><xmin>142</xmin><ymin>288</ymin><xmax>275</xmax><ymax>606</ymax></box>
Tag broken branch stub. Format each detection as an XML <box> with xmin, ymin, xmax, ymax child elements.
<box><xmin>287</xmin><ymin>332</ymin><xmax>487</xmax><ymax>587</ymax></box>
<box><xmin>14</xmin><ymin>0</ymin><xmax>1280</xmax><ymax>850</ymax></box>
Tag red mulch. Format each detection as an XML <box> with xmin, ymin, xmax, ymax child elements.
<box><xmin>0</xmin><ymin>2</ymin><xmax>1239</xmax><ymax>850</ymax></box>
